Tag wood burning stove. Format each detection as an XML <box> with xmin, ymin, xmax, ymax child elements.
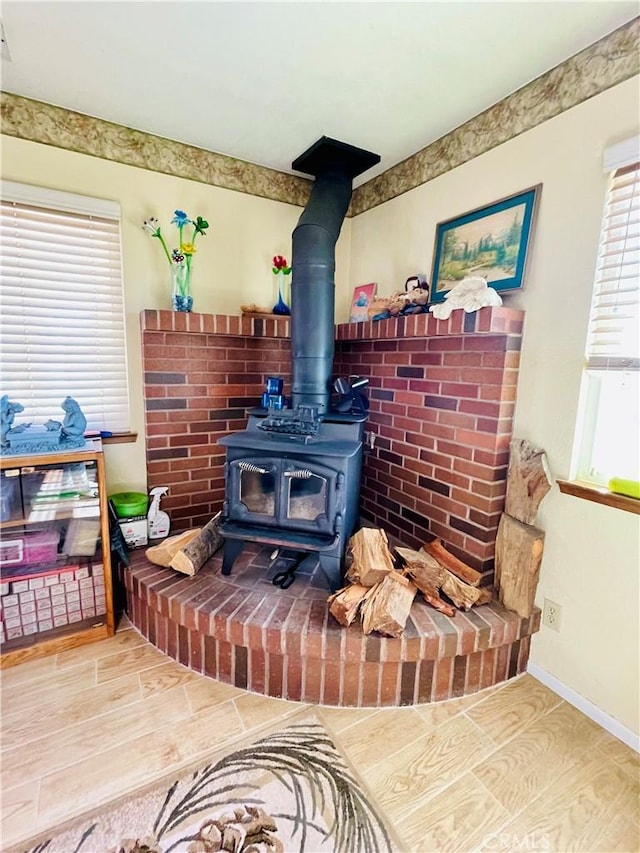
<box><xmin>220</xmin><ymin>410</ymin><xmax>366</xmax><ymax>590</ymax></box>
<box><xmin>219</xmin><ymin>137</ymin><xmax>380</xmax><ymax>591</ymax></box>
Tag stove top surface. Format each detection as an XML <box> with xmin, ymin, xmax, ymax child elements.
<box><xmin>219</xmin><ymin>430</ymin><xmax>361</xmax><ymax>457</ymax></box>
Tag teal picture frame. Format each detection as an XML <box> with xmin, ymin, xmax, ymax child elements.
<box><xmin>430</xmin><ymin>185</ymin><xmax>541</xmax><ymax>304</ymax></box>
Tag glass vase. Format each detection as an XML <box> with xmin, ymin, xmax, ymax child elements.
<box><xmin>171</xmin><ymin>262</ymin><xmax>193</xmax><ymax>312</ymax></box>
<box><xmin>272</xmin><ymin>270</ymin><xmax>291</xmax><ymax>315</ymax></box>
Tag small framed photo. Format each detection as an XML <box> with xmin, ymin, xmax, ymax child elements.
<box><xmin>430</xmin><ymin>185</ymin><xmax>541</xmax><ymax>303</ymax></box>
<box><xmin>349</xmin><ymin>282</ymin><xmax>377</xmax><ymax>323</ymax></box>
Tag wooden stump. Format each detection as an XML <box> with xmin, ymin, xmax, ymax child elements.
<box><xmin>505</xmin><ymin>438</ymin><xmax>553</xmax><ymax>525</ymax></box>
<box><xmin>495</xmin><ymin>513</ymin><xmax>545</xmax><ymax>617</ymax></box>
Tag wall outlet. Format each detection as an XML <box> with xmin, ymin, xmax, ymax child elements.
<box><xmin>543</xmin><ymin>598</ymin><xmax>562</xmax><ymax>631</ymax></box>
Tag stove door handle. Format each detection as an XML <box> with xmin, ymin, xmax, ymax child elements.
<box><xmin>284</xmin><ymin>469</ymin><xmax>313</xmax><ymax>479</ymax></box>
<box><xmin>238</xmin><ymin>461</ymin><xmax>269</xmax><ymax>475</ymax></box>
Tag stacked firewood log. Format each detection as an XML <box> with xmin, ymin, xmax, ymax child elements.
<box><xmin>145</xmin><ymin>513</ymin><xmax>223</xmax><ymax>575</ymax></box>
<box><xmin>327</xmin><ymin>527</ymin><xmax>492</xmax><ymax>638</ymax></box>
<box><xmin>494</xmin><ymin>439</ymin><xmax>552</xmax><ymax>618</ymax></box>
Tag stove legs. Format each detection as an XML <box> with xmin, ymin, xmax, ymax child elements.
<box><xmin>221</xmin><ymin>539</ymin><xmax>245</xmax><ymax>576</ymax></box>
<box><xmin>319</xmin><ymin>554</ymin><xmax>343</xmax><ymax>593</ymax></box>
<box><xmin>222</xmin><ymin>538</ymin><xmax>343</xmax><ymax>592</ymax></box>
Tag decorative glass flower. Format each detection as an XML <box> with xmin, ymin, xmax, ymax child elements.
<box><xmin>142</xmin><ymin>211</ymin><xmax>209</xmax><ymax>311</ymax></box>
<box><xmin>272</xmin><ymin>255</ymin><xmax>291</xmax><ymax>275</ymax></box>
<box><xmin>142</xmin><ymin>211</ymin><xmax>209</xmax><ymax>266</ymax></box>
<box><xmin>272</xmin><ymin>255</ymin><xmax>291</xmax><ymax>315</ymax></box>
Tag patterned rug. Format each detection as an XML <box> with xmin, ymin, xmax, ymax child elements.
<box><xmin>11</xmin><ymin>714</ymin><xmax>393</xmax><ymax>853</ymax></box>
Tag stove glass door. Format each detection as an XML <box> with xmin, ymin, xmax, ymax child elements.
<box><xmin>282</xmin><ymin>462</ymin><xmax>336</xmax><ymax>534</ymax></box>
<box><xmin>232</xmin><ymin>459</ymin><xmax>278</xmax><ymax>523</ymax></box>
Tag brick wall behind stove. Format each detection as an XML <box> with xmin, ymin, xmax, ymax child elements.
<box><xmin>140</xmin><ymin>307</ymin><xmax>523</xmax><ymax>574</ymax></box>
<box><xmin>334</xmin><ymin>316</ymin><xmax>522</xmax><ymax>575</ymax></box>
<box><xmin>141</xmin><ymin>314</ymin><xmax>291</xmax><ymax>530</ymax></box>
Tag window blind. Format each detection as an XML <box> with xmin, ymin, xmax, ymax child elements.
<box><xmin>586</xmin><ymin>162</ymin><xmax>640</xmax><ymax>370</ymax></box>
<box><xmin>0</xmin><ymin>183</ymin><xmax>130</xmax><ymax>432</ymax></box>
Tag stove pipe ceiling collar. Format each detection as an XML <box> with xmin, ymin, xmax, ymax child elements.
<box><xmin>290</xmin><ymin>137</ymin><xmax>380</xmax><ymax>414</ymax></box>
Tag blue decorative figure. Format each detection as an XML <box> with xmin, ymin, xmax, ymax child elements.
<box><xmin>0</xmin><ymin>395</ymin><xmax>87</xmax><ymax>455</ymax></box>
<box><xmin>1</xmin><ymin>395</ymin><xmax>26</xmax><ymax>448</ymax></box>
<box><xmin>46</xmin><ymin>397</ymin><xmax>87</xmax><ymax>448</ymax></box>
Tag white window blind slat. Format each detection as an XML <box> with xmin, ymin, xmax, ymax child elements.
<box><xmin>598</xmin><ymin>268</ymin><xmax>640</xmax><ymax>282</ymax></box>
<box><xmin>2</xmin><ymin>288</ymin><xmax>125</xmax><ymax>306</ymax></box>
<box><xmin>2</xmin><ymin>213</ymin><xmax>118</xmax><ymax>236</ymax></box>
<box><xmin>586</xmin><ymin>163</ymin><xmax>640</xmax><ymax>366</ymax></box>
<box><xmin>2</xmin><ymin>245</ymin><xmax>122</xmax><ymax>265</ymax></box>
<box><xmin>2</xmin><ymin>238</ymin><xmax>122</xmax><ymax>256</ymax></box>
<box><xmin>0</xmin><ymin>186</ymin><xmax>130</xmax><ymax>433</ymax></box>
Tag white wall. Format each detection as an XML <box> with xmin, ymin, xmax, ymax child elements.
<box><xmin>349</xmin><ymin>76</ymin><xmax>640</xmax><ymax>734</ymax></box>
<box><xmin>1</xmin><ymin>137</ymin><xmax>351</xmax><ymax>492</ymax></box>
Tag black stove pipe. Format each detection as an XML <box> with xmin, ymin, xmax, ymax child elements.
<box><xmin>290</xmin><ymin>168</ymin><xmax>351</xmax><ymax>414</ymax></box>
<box><xmin>290</xmin><ymin>137</ymin><xmax>380</xmax><ymax>414</ymax></box>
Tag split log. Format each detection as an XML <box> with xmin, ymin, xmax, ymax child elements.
<box><xmin>421</xmin><ymin>539</ymin><xmax>483</xmax><ymax>587</ymax></box>
<box><xmin>421</xmin><ymin>590</ymin><xmax>457</xmax><ymax>617</ymax></box>
<box><xmin>505</xmin><ymin>439</ymin><xmax>553</xmax><ymax>525</ymax></box>
<box><xmin>345</xmin><ymin>527</ymin><xmax>395</xmax><ymax>587</ymax></box>
<box><xmin>169</xmin><ymin>513</ymin><xmax>223</xmax><ymax>576</ymax></box>
<box><xmin>395</xmin><ymin>547</ymin><xmax>445</xmax><ymax>596</ymax></box>
<box><xmin>395</xmin><ymin>547</ymin><xmax>442</xmax><ymax>574</ymax></box>
<box><xmin>145</xmin><ymin>529</ymin><xmax>202</xmax><ymax>568</ymax></box>
<box><xmin>441</xmin><ymin>571</ymin><xmax>490</xmax><ymax>611</ymax></box>
<box><xmin>361</xmin><ymin>571</ymin><xmax>417</xmax><ymax>637</ymax></box>
<box><xmin>327</xmin><ymin>584</ymin><xmax>369</xmax><ymax>626</ymax></box>
<box><xmin>475</xmin><ymin>586</ymin><xmax>494</xmax><ymax>606</ymax></box>
<box><xmin>495</xmin><ymin>513</ymin><xmax>545</xmax><ymax>617</ymax></box>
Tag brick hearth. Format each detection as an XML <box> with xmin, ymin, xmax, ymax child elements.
<box><xmin>126</xmin><ymin>545</ymin><xmax>540</xmax><ymax>707</ymax></box>
<box><xmin>134</xmin><ymin>306</ymin><xmax>534</xmax><ymax>707</ymax></box>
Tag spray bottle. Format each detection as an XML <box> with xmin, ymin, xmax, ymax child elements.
<box><xmin>147</xmin><ymin>487</ymin><xmax>170</xmax><ymax>540</ymax></box>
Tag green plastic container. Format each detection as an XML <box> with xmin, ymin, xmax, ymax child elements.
<box><xmin>608</xmin><ymin>478</ymin><xmax>640</xmax><ymax>499</ymax></box>
<box><xmin>110</xmin><ymin>491</ymin><xmax>148</xmax><ymax>518</ymax></box>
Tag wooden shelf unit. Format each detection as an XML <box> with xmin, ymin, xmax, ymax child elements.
<box><xmin>0</xmin><ymin>440</ymin><xmax>115</xmax><ymax>668</ymax></box>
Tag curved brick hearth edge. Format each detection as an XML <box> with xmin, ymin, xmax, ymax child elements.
<box><xmin>125</xmin><ymin>545</ymin><xmax>540</xmax><ymax>708</ymax></box>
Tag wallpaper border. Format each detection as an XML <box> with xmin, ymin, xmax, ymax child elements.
<box><xmin>0</xmin><ymin>94</ymin><xmax>312</xmax><ymax>209</ymax></box>
<box><xmin>351</xmin><ymin>17</ymin><xmax>639</xmax><ymax>214</ymax></box>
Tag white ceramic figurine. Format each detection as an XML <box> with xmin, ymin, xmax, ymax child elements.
<box><xmin>429</xmin><ymin>275</ymin><xmax>502</xmax><ymax>319</ymax></box>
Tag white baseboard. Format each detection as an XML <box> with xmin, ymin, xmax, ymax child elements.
<box><xmin>527</xmin><ymin>661</ymin><xmax>639</xmax><ymax>753</ymax></box>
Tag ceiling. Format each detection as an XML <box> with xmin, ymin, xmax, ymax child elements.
<box><xmin>1</xmin><ymin>2</ymin><xmax>637</xmax><ymax>186</ymax></box>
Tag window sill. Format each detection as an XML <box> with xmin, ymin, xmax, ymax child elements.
<box><xmin>101</xmin><ymin>432</ymin><xmax>138</xmax><ymax>445</ymax></box>
<box><xmin>557</xmin><ymin>479</ymin><xmax>640</xmax><ymax>516</ymax></box>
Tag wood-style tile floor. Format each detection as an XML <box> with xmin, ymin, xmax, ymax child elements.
<box><xmin>1</xmin><ymin>617</ymin><xmax>638</xmax><ymax>852</ymax></box>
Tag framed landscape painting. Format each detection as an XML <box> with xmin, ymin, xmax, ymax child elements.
<box><xmin>430</xmin><ymin>185</ymin><xmax>541</xmax><ymax>303</ymax></box>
